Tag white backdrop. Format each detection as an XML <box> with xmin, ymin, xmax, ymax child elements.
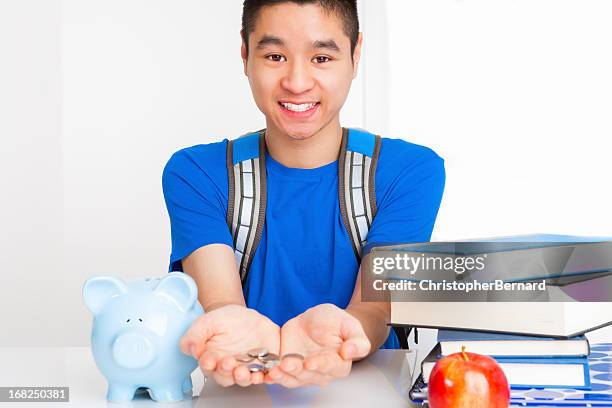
<box><xmin>0</xmin><ymin>0</ymin><xmax>610</xmax><ymax>347</ymax></box>
<box><xmin>385</xmin><ymin>0</ymin><xmax>612</xmax><ymax>241</ymax></box>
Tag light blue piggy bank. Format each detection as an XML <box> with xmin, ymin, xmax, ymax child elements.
<box><xmin>83</xmin><ymin>272</ymin><xmax>203</xmax><ymax>402</ymax></box>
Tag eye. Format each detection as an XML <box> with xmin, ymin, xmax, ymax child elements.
<box><xmin>313</xmin><ymin>55</ymin><xmax>331</xmax><ymax>64</ymax></box>
<box><xmin>126</xmin><ymin>319</ymin><xmax>130</xmax><ymax>322</ymax></box>
<box><xmin>266</xmin><ymin>54</ymin><xmax>286</xmax><ymax>62</ymax></box>
<box><xmin>138</xmin><ymin>318</ymin><xmax>143</xmax><ymax>322</ymax></box>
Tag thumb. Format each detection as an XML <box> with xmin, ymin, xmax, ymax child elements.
<box><xmin>338</xmin><ymin>314</ymin><xmax>371</xmax><ymax>361</ymax></box>
<box><xmin>179</xmin><ymin>313</ymin><xmax>215</xmax><ymax>358</ymax></box>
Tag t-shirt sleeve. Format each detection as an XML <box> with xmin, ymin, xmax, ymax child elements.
<box><xmin>162</xmin><ymin>147</ymin><xmax>234</xmax><ymax>272</ymax></box>
<box><xmin>365</xmin><ymin>143</ymin><xmax>446</xmax><ymax>248</ymax></box>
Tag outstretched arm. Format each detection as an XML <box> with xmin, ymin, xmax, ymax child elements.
<box><xmin>179</xmin><ymin>244</ymin><xmax>281</xmax><ymax>388</ymax></box>
<box><xmin>345</xmin><ymin>267</ymin><xmax>390</xmax><ymax>357</ymax></box>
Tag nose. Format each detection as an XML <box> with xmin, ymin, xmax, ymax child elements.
<box><xmin>112</xmin><ymin>333</ymin><xmax>155</xmax><ymax>369</ymax></box>
<box><xmin>280</xmin><ymin>60</ymin><xmax>315</xmax><ymax>95</ymax></box>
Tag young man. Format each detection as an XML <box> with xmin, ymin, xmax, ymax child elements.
<box><xmin>162</xmin><ymin>0</ymin><xmax>445</xmax><ymax>388</ymax></box>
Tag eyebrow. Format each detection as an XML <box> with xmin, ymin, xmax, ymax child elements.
<box><xmin>255</xmin><ymin>35</ymin><xmax>285</xmax><ymax>50</ymax></box>
<box><xmin>313</xmin><ymin>39</ymin><xmax>341</xmax><ymax>53</ymax></box>
<box><xmin>255</xmin><ymin>35</ymin><xmax>341</xmax><ymax>53</ymax></box>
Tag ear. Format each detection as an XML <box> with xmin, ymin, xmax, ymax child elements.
<box><xmin>154</xmin><ymin>272</ymin><xmax>198</xmax><ymax>312</ymax></box>
<box><xmin>352</xmin><ymin>32</ymin><xmax>363</xmax><ymax>79</ymax></box>
<box><xmin>83</xmin><ymin>276</ymin><xmax>128</xmax><ymax>315</ymax></box>
<box><xmin>240</xmin><ymin>31</ymin><xmax>249</xmax><ymax>76</ymax></box>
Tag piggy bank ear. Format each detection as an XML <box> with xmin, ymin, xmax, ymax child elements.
<box><xmin>83</xmin><ymin>276</ymin><xmax>128</xmax><ymax>315</ymax></box>
<box><xmin>154</xmin><ymin>272</ymin><xmax>198</xmax><ymax>312</ymax></box>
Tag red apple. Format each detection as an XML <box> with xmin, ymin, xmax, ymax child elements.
<box><xmin>428</xmin><ymin>346</ymin><xmax>510</xmax><ymax>408</ymax></box>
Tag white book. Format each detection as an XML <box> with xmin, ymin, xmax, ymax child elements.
<box><xmin>437</xmin><ymin>329</ymin><xmax>589</xmax><ymax>357</ymax></box>
<box><xmin>391</xmin><ymin>301</ymin><xmax>612</xmax><ymax>338</ymax></box>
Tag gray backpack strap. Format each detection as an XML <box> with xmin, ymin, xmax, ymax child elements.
<box><xmin>338</xmin><ymin>127</ymin><xmax>382</xmax><ymax>260</ymax></box>
<box><xmin>226</xmin><ymin>129</ymin><xmax>267</xmax><ymax>283</ymax></box>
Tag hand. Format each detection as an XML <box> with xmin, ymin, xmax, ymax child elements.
<box><xmin>179</xmin><ymin>304</ymin><xmax>280</xmax><ymax>387</ymax></box>
<box><xmin>266</xmin><ymin>303</ymin><xmax>371</xmax><ymax>388</ymax></box>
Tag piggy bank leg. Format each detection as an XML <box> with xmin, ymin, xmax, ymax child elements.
<box><xmin>149</xmin><ymin>382</ymin><xmax>186</xmax><ymax>402</ymax></box>
<box><xmin>107</xmin><ymin>383</ymin><xmax>137</xmax><ymax>402</ymax></box>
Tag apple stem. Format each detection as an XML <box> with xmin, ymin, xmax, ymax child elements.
<box><xmin>461</xmin><ymin>346</ymin><xmax>469</xmax><ymax>361</ymax></box>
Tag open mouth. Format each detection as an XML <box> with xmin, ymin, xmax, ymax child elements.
<box><xmin>278</xmin><ymin>101</ymin><xmax>320</xmax><ymax>114</ymax></box>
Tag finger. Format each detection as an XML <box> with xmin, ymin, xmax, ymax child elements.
<box><xmin>263</xmin><ymin>372</ymin><xmax>275</xmax><ymax>384</ymax></box>
<box><xmin>199</xmin><ymin>365</ymin><xmax>215</xmax><ymax>380</ymax></box>
<box><xmin>340</xmin><ymin>339</ymin><xmax>370</xmax><ymax>361</ymax></box>
<box><xmin>180</xmin><ymin>314</ymin><xmax>214</xmax><ymax>358</ymax></box>
<box><xmin>198</xmin><ymin>350</ymin><xmax>221</xmax><ymax>372</ymax></box>
<box><xmin>279</xmin><ymin>356</ymin><xmax>304</xmax><ymax>377</ymax></box>
<box><xmin>233</xmin><ymin>365</ymin><xmax>252</xmax><ymax>387</ymax></box>
<box><xmin>304</xmin><ymin>352</ymin><xmax>334</xmax><ymax>374</ymax></box>
<box><xmin>213</xmin><ymin>371</ymin><xmax>236</xmax><ymax>387</ymax></box>
<box><xmin>267</xmin><ymin>366</ymin><xmax>301</xmax><ymax>388</ymax></box>
<box><xmin>328</xmin><ymin>359</ymin><xmax>352</xmax><ymax>378</ymax></box>
<box><xmin>218</xmin><ymin>355</ymin><xmax>238</xmax><ymax>376</ymax></box>
<box><xmin>339</xmin><ymin>317</ymin><xmax>371</xmax><ymax>360</ymax></box>
<box><xmin>287</xmin><ymin>356</ymin><xmax>330</xmax><ymax>385</ymax></box>
<box><xmin>271</xmin><ymin>363</ymin><xmax>333</xmax><ymax>388</ymax></box>
<box><xmin>305</xmin><ymin>352</ymin><xmax>352</xmax><ymax>378</ymax></box>
<box><xmin>303</xmin><ymin>354</ymin><xmax>335</xmax><ymax>377</ymax></box>
<box><xmin>251</xmin><ymin>371</ymin><xmax>265</xmax><ymax>385</ymax></box>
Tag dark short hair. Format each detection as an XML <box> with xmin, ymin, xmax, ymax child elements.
<box><xmin>241</xmin><ymin>0</ymin><xmax>359</xmax><ymax>57</ymax></box>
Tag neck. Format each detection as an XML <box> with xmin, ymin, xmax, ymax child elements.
<box><xmin>264</xmin><ymin>118</ymin><xmax>343</xmax><ymax>169</ymax></box>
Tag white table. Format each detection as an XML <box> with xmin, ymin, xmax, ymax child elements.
<box><xmin>0</xmin><ymin>347</ymin><xmax>418</xmax><ymax>407</ymax></box>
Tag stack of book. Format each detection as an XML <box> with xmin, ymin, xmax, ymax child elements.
<box><xmin>382</xmin><ymin>234</ymin><xmax>612</xmax><ymax>405</ymax></box>
<box><xmin>387</xmin><ymin>235</ymin><xmax>612</xmax><ymax>338</ymax></box>
<box><xmin>409</xmin><ymin>337</ymin><xmax>612</xmax><ymax>406</ymax></box>
<box><xmin>422</xmin><ymin>329</ymin><xmax>591</xmax><ymax>389</ymax></box>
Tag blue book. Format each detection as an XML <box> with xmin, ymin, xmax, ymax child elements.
<box><xmin>437</xmin><ymin>329</ymin><xmax>590</xmax><ymax>358</ymax></box>
<box><xmin>422</xmin><ymin>344</ymin><xmax>591</xmax><ymax>390</ymax></box>
<box><xmin>381</xmin><ymin>234</ymin><xmax>612</xmax><ymax>282</ymax></box>
<box><xmin>493</xmin><ymin>356</ymin><xmax>590</xmax><ymax>390</ymax></box>
<box><xmin>411</xmin><ymin>342</ymin><xmax>612</xmax><ymax>406</ymax></box>
<box><xmin>508</xmin><ymin>342</ymin><xmax>612</xmax><ymax>406</ymax></box>
<box><xmin>382</xmin><ymin>233</ymin><xmax>612</xmax><ymax>255</ymax></box>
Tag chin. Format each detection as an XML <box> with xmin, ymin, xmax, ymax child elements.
<box><xmin>285</xmin><ymin>130</ymin><xmax>316</xmax><ymax>140</ymax></box>
<box><xmin>278</xmin><ymin>124</ymin><xmax>320</xmax><ymax>141</ymax></box>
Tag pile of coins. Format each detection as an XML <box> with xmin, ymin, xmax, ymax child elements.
<box><xmin>235</xmin><ymin>348</ymin><xmax>304</xmax><ymax>374</ymax></box>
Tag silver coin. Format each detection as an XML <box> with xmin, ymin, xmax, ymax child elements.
<box><xmin>235</xmin><ymin>353</ymin><xmax>254</xmax><ymax>363</ymax></box>
<box><xmin>281</xmin><ymin>353</ymin><xmax>305</xmax><ymax>361</ymax></box>
<box><xmin>260</xmin><ymin>353</ymin><xmax>280</xmax><ymax>363</ymax></box>
<box><xmin>247</xmin><ymin>347</ymin><xmax>269</xmax><ymax>358</ymax></box>
<box><xmin>247</xmin><ymin>363</ymin><xmax>265</xmax><ymax>373</ymax></box>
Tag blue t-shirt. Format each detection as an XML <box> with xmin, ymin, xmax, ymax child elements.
<box><xmin>162</xmin><ymin>134</ymin><xmax>445</xmax><ymax>349</ymax></box>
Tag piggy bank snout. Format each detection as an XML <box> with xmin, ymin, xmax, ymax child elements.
<box><xmin>112</xmin><ymin>333</ymin><xmax>156</xmax><ymax>369</ymax></box>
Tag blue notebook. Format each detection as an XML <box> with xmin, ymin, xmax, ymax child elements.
<box><xmin>422</xmin><ymin>344</ymin><xmax>590</xmax><ymax>390</ymax></box>
<box><xmin>410</xmin><ymin>342</ymin><xmax>612</xmax><ymax>407</ymax></box>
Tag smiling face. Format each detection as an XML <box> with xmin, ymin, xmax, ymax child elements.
<box><xmin>242</xmin><ymin>2</ymin><xmax>362</xmax><ymax>141</ymax></box>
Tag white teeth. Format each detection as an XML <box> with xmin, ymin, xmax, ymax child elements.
<box><xmin>281</xmin><ymin>102</ymin><xmax>317</xmax><ymax>112</ymax></box>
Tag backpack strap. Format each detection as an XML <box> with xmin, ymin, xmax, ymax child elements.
<box><xmin>226</xmin><ymin>130</ymin><xmax>267</xmax><ymax>283</ymax></box>
<box><xmin>338</xmin><ymin>127</ymin><xmax>382</xmax><ymax>260</ymax></box>
<box><xmin>226</xmin><ymin>127</ymin><xmax>381</xmax><ymax>282</ymax></box>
